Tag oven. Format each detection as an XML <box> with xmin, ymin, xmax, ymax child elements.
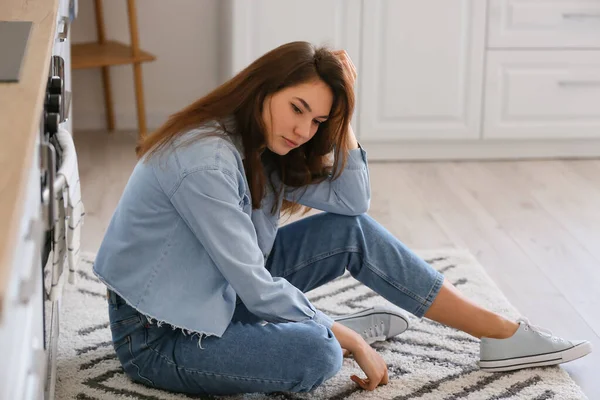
<box><xmin>39</xmin><ymin>0</ymin><xmax>77</xmax><ymax>398</ymax></box>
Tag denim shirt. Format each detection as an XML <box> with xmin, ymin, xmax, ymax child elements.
<box><xmin>93</xmin><ymin>122</ymin><xmax>371</xmax><ymax>338</ymax></box>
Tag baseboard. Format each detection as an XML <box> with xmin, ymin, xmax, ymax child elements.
<box><xmin>360</xmin><ymin>139</ymin><xmax>600</xmax><ymax>161</ymax></box>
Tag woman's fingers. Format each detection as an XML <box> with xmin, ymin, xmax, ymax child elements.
<box><xmin>382</xmin><ymin>363</ymin><xmax>389</xmax><ymax>384</ymax></box>
<box><xmin>333</xmin><ymin>50</ymin><xmax>357</xmax><ymax>83</ymax></box>
<box><xmin>350</xmin><ymin>375</ymin><xmax>369</xmax><ymax>390</ymax></box>
<box><xmin>350</xmin><ymin>373</ymin><xmax>385</xmax><ymax>391</ymax></box>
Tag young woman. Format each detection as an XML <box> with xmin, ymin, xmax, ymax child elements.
<box><xmin>93</xmin><ymin>41</ymin><xmax>592</xmax><ymax>396</ymax></box>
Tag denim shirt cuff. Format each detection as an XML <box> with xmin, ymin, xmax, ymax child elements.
<box><xmin>313</xmin><ymin>309</ymin><xmax>334</xmax><ymax>329</ymax></box>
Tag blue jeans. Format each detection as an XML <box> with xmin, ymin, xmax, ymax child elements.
<box><xmin>107</xmin><ymin>213</ymin><xmax>444</xmax><ymax>395</ymax></box>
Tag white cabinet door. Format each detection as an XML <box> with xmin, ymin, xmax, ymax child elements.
<box><xmin>484</xmin><ymin>50</ymin><xmax>600</xmax><ymax>139</ymax></box>
<box><xmin>0</xmin><ymin>133</ymin><xmax>44</xmax><ymax>400</ymax></box>
<box><xmin>488</xmin><ymin>0</ymin><xmax>600</xmax><ymax>49</ymax></box>
<box><xmin>227</xmin><ymin>0</ymin><xmax>362</xmax><ymax>77</ymax></box>
<box><xmin>358</xmin><ymin>0</ymin><xmax>487</xmax><ymax>141</ymax></box>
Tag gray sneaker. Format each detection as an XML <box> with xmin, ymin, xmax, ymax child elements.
<box><xmin>333</xmin><ymin>305</ymin><xmax>410</xmax><ymax>344</ymax></box>
<box><xmin>479</xmin><ymin>317</ymin><xmax>592</xmax><ymax>372</ymax></box>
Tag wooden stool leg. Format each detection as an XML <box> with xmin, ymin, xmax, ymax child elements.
<box><xmin>132</xmin><ymin>62</ymin><xmax>147</xmax><ymax>137</ymax></box>
<box><xmin>126</xmin><ymin>0</ymin><xmax>147</xmax><ymax>138</ymax></box>
<box><xmin>94</xmin><ymin>0</ymin><xmax>115</xmax><ymax>131</ymax></box>
<box><xmin>101</xmin><ymin>66</ymin><xmax>115</xmax><ymax>131</ymax></box>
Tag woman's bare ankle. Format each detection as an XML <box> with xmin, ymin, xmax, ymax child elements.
<box><xmin>485</xmin><ymin>319</ymin><xmax>519</xmax><ymax>339</ymax></box>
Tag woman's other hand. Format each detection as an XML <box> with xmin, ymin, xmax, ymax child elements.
<box><xmin>331</xmin><ymin>322</ymin><xmax>388</xmax><ymax>391</ymax></box>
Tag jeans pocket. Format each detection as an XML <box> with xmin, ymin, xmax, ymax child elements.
<box><xmin>110</xmin><ymin>314</ymin><xmax>143</xmax><ymax>343</ymax></box>
<box><xmin>113</xmin><ymin>335</ymin><xmax>129</xmax><ymax>353</ymax></box>
<box><xmin>110</xmin><ymin>315</ymin><xmax>142</xmax><ymax>329</ymax></box>
<box><xmin>121</xmin><ymin>334</ymin><xmax>155</xmax><ymax>387</ymax></box>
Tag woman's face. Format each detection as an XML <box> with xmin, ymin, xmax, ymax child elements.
<box><xmin>262</xmin><ymin>80</ymin><xmax>334</xmax><ymax>155</ymax></box>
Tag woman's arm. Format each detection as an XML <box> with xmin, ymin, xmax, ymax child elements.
<box><xmin>170</xmin><ymin>161</ymin><xmax>333</xmax><ymax>328</ymax></box>
<box><xmin>346</xmin><ymin>123</ymin><xmax>359</xmax><ymax>150</ymax></box>
<box><xmin>284</xmin><ymin>124</ymin><xmax>371</xmax><ymax>215</ymax></box>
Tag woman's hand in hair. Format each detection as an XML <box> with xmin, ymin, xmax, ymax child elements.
<box><xmin>332</xmin><ymin>50</ymin><xmax>357</xmax><ymax>87</ymax></box>
<box><xmin>331</xmin><ymin>50</ymin><xmax>360</xmax><ymax>150</ymax></box>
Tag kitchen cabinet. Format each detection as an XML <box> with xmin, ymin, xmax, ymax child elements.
<box><xmin>225</xmin><ymin>0</ymin><xmax>600</xmax><ymax>160</ymax></box>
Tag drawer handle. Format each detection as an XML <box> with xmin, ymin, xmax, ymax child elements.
<box><xmin>562</xmin><ymin>13</ymin><xmax>600</xmax><ymax>20</ymax></box>
<box><xmin>22</xmin><ymin>340</ymin><xmax>46</xmax><ymax>400</ymax></box>
<box><xmin>558</xmin><ymin>80</ymin><xmax>600</xmax><ymax>87</ymax></box>
<box><xmin>62</xmin><ymin>90</ymin><xmax>72</xmax><ymax>122</ymax></box>
<box><xmin>19</xmin><ymin>219</ymin><xmax>45</xmax><ymax>304</ymax></box>
<box><xmin>58</xmin><ymin>16</ymin><xmax>70</xmax><ymax>42</ymax></box>
<box><xmin>41</xmin><ymin>141</ymin><xmax>57</xmax><ymax>231</ymax></box>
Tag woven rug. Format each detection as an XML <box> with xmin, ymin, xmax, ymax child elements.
<box><xmin>55</xmin><ymin>249</ymin><xmax>587</xmax><ymax>399</ymax></box>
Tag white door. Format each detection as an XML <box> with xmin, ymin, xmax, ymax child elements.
<box><xmin>358</xmin><ymin>0</ymin><xmax>487</xmax><ymax>141</ymax></box>
<box><xmin>227</xmin><ymin>0</ymin><xmax>362</xmax><ymax>77</ymax></box>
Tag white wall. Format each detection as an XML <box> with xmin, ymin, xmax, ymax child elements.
<box><xmin>71</xmin><ymin>0</ymin><xmax>227</xmax><ymax>132</ymax></box>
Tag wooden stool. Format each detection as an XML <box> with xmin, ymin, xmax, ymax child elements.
<box><xmin>71</xmin><ymin>0</ymin><xmax>156</xmax><ymax>137</ymax></box>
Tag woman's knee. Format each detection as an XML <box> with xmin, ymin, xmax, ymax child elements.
<box><xmin>322</xmin><ymin>212</ymin><xmax>372</xmax><ymax>229</ymax></box>
<box><xmin>313</xmin><ymin>326</ymin><xmax>343</xmax><ymax>382</ymax></box>
<box><xmin>327</xmin><ymin>213</ymin><xmax>384</xmax><ymax>239</ymax></box>
<box><xmin>292</xmin><ymin>322</ymin><xmax>343</xmax><ymax>391</ymax></box>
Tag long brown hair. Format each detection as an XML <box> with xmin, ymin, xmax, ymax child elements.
<box><xmin>136</xmin><ymin>41</ymin><xmax>355</xmax><ymax>216</ymax></box>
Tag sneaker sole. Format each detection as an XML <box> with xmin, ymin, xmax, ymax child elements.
<box><xmin>479</xmin><ymin>341</ymin><xmax>592</xmax><ymax>372</ymax></box>
<box><xmin>333</xmin><ymin>307</ymin><xmax>410</xmax><ymax>342</ymax></box>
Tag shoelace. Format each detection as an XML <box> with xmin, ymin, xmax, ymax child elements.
<box><xmin>517</xmin><ymin>317</ymin><xmax>565</xmax><ymax>343</ymax></box>
<box><xmin>363</xmin><ymin>321</ymin><xmax>386</xmax><ymax>340</ymax></box>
